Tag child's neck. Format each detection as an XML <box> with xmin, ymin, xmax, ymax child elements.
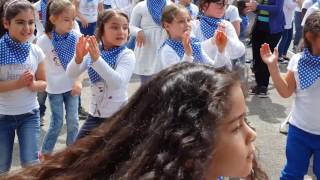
<box><xmin>311</xmin><ymin>47</ymin><xmax>320</xmax><ymax>56</ymax></box>
<box><xmin>8</xmin><ymin>33</ymin><xmax>26</xmax><ymax>43</ymax></box>
<box><xmin>103</xmin><ymin>44</ymin><xmax>118</xmax><ymax>50</ymax></box>
<box><xmin>169</xmin><ymin>36</ymin><xmax>183</xmax><ymax>41</ymax></box>
<box><xmin>54</xmin><ymin>28</ymin><xmax>68</xmax><ymax>35</ymax></box>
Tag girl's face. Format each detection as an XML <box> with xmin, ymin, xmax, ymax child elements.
<box><xmin>163</xmin><ymin>11</ymin><xmax>192</xmax><ymax>40</ymax></box>
<box><xmin>3</xmin><ymin>9</ymin><xmax>35</xmax><ymax>43</ymax></box>
<box><xmin>50</xmin><ymin>6</ymin><xmax>76</xmax><ymax>34</ymax></box>
<box><xmin>206</xmin><ymin>83</ymin><xmax>256</xmax><ymax>179</ymax></box>
<box><xmin>102</xmin><ymin>15</ymin><xmax>129</xmax><ymax>49</ymax></box>
<box><xmin>203</xmin><ymin>1</ymin><xmax>227</xmax><ymax>18</ymax></box>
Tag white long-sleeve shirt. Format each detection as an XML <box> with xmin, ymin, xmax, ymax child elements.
<box><xmin>191</xmin><ymin>19</ymin><xmax>246</xmax><ymax>61</ymax></box>
<box><xmin>160</xmin><ymin>39</ymin><xmax>232</xmax><ymax>70</ymax></box>
<box><xmin>66</xmin><ymin>48</ymin><xmax>135</xmax><ymax>118</ymax></box>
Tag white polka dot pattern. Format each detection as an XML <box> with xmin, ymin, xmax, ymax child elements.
<box><xmin>0</xmin><ymin>33</ymin><xmax>30</xmax><ymax>65</ymax></box>
<box><xmin>146</xmin><ymin>0</ymin><xmax>167</xmax><ymax>25</ymax></box>
<box><xmin>88</xmin><ymin>46</ymin><xmax>127</xmax><ymax>84</ymax></box>
<box><xmin>163</xmin><ymin>38</ymin><xmax>204</xmax><ymax>63</ymax></box>
<box><xmin>199</xmin><ymin>15</ymin><xmax>222</xmax><ymax>40</ymax></box>
<box><xmin>51</xmin><ymin>31</ymin><xmax>76</xmax><ymax>70</ymax></box>
<box><xmin>298</xmin><ymin>48</ymin><xmax>320</xmax><ymax>90</ymax></box>
<box><xmin>41</xmin><ymin>0</ymin><xmax>47</xmax><ymax>27</ymax></box>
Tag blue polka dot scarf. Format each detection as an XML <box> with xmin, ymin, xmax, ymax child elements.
<box><xmin>146</xmin><ymin>0</ymin><xmax>167</xmax><ymax>25</ymax></box>
<box><xmin>0</xmin><ymin>33</ymin><xmax>31</xmax><ymax>65</ymax></box>
<box><xmin>163</xmin><ymin>37</ymin><xmax>204</xmax><ymax>63</ymax></box>
<box><xmin>40</xmin><ymin>0</ymin><xmax>47</xmax><ymax>27</ymax></box>
<box><xmin>199</xmin><ymin>15</ymin><xmax>222</xmax><ymax>40</ymax></box>
<box><xmin>51</xmin><ymin>31</ymin><xmax>76</xmax><ymax>70</ymax></box>
<box><xmin>298</xmin><ymin>48</ymin><xmax>320</xmax><ymax>89</ymax></box>
<box><xmin>87</xmin><ymin>46</ymin><xmax>126</xmax><ymax>83</ymax></box>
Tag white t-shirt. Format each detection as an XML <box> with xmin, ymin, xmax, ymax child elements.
<box><xmin>0</xmin><ymin>44</ymin><xmax>45</xmax><ymax>115</ymax></box>
<box><xmin>104</xmin><ymin>0</ymin><xmax>111</xmax><ymax>5</ymax></box>
<box><xmin>36</xmin><ymin>31</ymin><xmax>81</xmax><ymax>94</ymax></box>
<box><xmin>66</xmin><ymin>48</ymin><xmax>136</xmax><ymax>118</ymax></box>
<box><xmin>110</xmin><ymin>0</ymin><xmax>135</xmax><ymax>17</ymax></box>
<box><xmin>224</xmin><ymin>5</ymin><xmax>242</xmax><ymax>23</ymax></box>
<box><xmin>77</xmin><ymin>0</ymin><xmax>103</xmax><ymax>23</ymax></box>
<box><xmin>301</xmin><ymin>2</ymin><xmax>319</xmax><ymax>26</ymax></box>
<box><xmin>287</xmin><ymin>53</ymin><xmax>320</xmax><ymax>135</ymax></box>
<box><xmin>302</xmin><ymin>0</ymin><xmax>315</xmax><ymax>9</ymax></box>
<box><xmin>283</xmin><ymin>0</ymin><xmax>297</xmax><ymax>29</ymax></box>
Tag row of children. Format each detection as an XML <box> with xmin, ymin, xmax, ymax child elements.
<box><xmin>0</xmin><ymin>0</ymin><xmax>246</xmax><ymax>176</ymax></box>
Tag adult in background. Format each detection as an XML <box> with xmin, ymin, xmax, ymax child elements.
<box><xmin>246</xmin><ymin>0</ymin><xmax>284</xmax><ymax>98</ymax></box>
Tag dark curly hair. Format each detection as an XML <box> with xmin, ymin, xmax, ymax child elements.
<box><xmin>4</xmin><ymin>62</ymin><xmax>267</xmax><ymax>180</ymax></box>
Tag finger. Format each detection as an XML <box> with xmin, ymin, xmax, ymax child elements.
<box><xmin>273</xmin><ymin>47</ymin><xmax>279</xmax><ymax>57</ymax></box>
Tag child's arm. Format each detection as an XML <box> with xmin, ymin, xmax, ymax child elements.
<box><xmin>28</xmin><ymin>62</ymin><xmax>47</xmax><ymax>92</ymax></box>
<box><xmin>260</xmin><ymin>43</ymin><xmax>296</xmax><ymax>98</ymax></box>
<box><xmin>74</xmin><ymin>0</ymin><xmax>89</xmax><ymax>28</ymax></box>
<box><xmin>66</xmin><ymin>36</ymin><xmax>89</xmax><ymax>79</ymax></box>
<box><xmin>87</xmin><ymin>37</ymin><xmax>135</xmax><ymax>90</ymax></box>
<box><xmin>222</xmin><ymin>22</ymin><xmax>246</xmax><ymax>59</ymax></box>
<box><xmin>129</xmin><ymin>3</ymin><xmax>144</xmax><ymax>47</ymax></box>
<box><xmin>0</xmin><ymin>71</ymin><xmax>33</xmax><ymax>93</ymax></box>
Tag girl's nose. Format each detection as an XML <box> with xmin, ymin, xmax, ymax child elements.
<box><xmin>245</xmin><ymin>123</ymin><xmax>256</xmax><ymax>143</ymax></box>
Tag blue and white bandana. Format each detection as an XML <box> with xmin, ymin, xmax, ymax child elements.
<box><xmin>298</xmin><ymin>48</ymin><xmax>320</xmax><ymax>89</ymax></box>
<box><xmin>88</xmin><ymin>46</ymin><xmax>127</xmax><ymax>83</ymax></box>
<box><xmin>0</xmin><ymin>33</ymin><xmax>31</xmax><ymax>65</ymax></box>
<box><xmin>40</xmin><ymin>0</ymin><xmax>47</xmax><ymax>26</ymax></box>
<box><xmin>146</xmin><ymin>0</ymin><xmax>167</xmax><ymax>25</ymax></box>
<box><xmin>199</xmin><ymin>15</ymin><xmax>222</xmax><ymax>40</ymax></box>
<box><xmin>51</xmin><ymin>31</ymin><xmax>77</xmax><ymax>70</ymax></box>
<box><xmin>163</xmin><ymin>37</ymin><xmax>204</xmax><ymax>63</ymax></box>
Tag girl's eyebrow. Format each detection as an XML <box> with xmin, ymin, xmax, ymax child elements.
<box><xmin>226</xmin><ymin>113</ymin><xmax>246</xmax><ymax>124</ymax></box>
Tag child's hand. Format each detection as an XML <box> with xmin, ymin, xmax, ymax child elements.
<box><xmin>87</xmin><ymin>36</ymin><xmax>100</xmax><ymax>62</ymax></box>
<box><xmin>80</xmin><ymin>17</ymin><xmax>89</xmax><ymax>28</ymax></box>
<box><xmin>17</xmin><ymin>70</ymin><xmax>33</xmax><ymax>87</ymax></box>
<box><xmin>260</xmin><ymin>43</ymin><xmax>278</xmax><ymax>67</ymax></box>
<box><xmin>136</xmin><ymin>30</ymin><xmax>145</xmax><ymax>47</ymax></box>
<box><xmin>71</xmin><ymin>81</ymin><xmax>82</xmax><ymax>96</ymax></box>
<box><xmin>28</xmin><ymin>80</ymin><xmax>38</xmax><ymax>92</ymax></box>
<box><xmin>75</xmin><ymin>36</ymin><xmax>88</xmax><ymax>64</ymax></box>
<box><xmin>182</xmin><ymin>32</ymin><xmax>192</xmax><ymax>57</ymax></box>
<box><xmin>215</xmin><ymin>30</ymin><xmax>228</xmax><ymax>53</ymax></box>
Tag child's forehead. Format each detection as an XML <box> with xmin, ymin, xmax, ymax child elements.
<box><xmin>107</xmin><ymin>15</ymin><xmax>128</xmax><ymax>23</ymax></box>
<box><xmin>11</xmin><ymin>8</ymin><xmax>35</xmax><ymax>20</ymax></box>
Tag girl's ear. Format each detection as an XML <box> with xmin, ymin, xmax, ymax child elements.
<box><xmin>3</xmin><ymin>18</ymin><xmax>10</xmax><ymax>29</ymax></box>
<box><xmin>49</xmin><ymin>15</ymin><xmax>56</xmax><ymax>25</ymax></box>
<box><xmin>163</xmin><ymin>22</ymin><xmax>170</xmax><ymax>31</ymax></box>
<box><xmin>202</xmin><ymin>3</ymin><xmax>209</xmax><ymax>12</ymax></box>
<box><xmin>305</xmin><ymin>32</ymin><xmax>314</xmax><ymax>44</ymax></box>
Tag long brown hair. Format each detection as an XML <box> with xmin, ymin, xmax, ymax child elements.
<box><xmin>4</xmin><ymin>63</ymin><xmax>268</xmax><ymax>180</ymax></box>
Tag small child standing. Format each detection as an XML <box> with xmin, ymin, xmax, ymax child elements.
<box><xmin>192</xmin><ymin>0</ymin><xmax>245</xmax><ymax>67</ymax></box>
<box><xmin>67</xmin><ymin>9</ymin><xmax>135</xmax><ymax>139</ymax></box>
<box><xmin>37</xmin><ymin>0</ymin><xmax>81</xmax><ymax>157</ymax></box>
<box><xmin>260</xmin><ymin>11</ymin><xmax>320</xmax><ymax>179</ymax></box>
<box><xmin>0</xmin><ymin>0</ymin><xmax>46</xmax><ymax>174</ymax></box>
<box><xmin>160</xmin><ymin>4</ymin><xmax>231</xmax><ymax>69</ymax></box>
<box><xmin>130</xmin><ymin>0</ymin><xmax>171</xmax><ymax>84</ymax></box>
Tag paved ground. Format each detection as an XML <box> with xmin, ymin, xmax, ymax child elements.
<box><xmin>9</xmin><ymin>47</ymin><xmax>317</xmax><ymax>179</ymax></box>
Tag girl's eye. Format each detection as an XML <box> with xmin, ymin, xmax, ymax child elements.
<box><xmin>232</xmin><ymin>124</ymin><xmax>243</xmax><ymax>133</ymax></box>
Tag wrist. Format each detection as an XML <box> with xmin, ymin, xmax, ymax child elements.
<box><xmin>75</xmin><ymin>56</ymin><xmax>83</xmax><ymax>64</ymax></box>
